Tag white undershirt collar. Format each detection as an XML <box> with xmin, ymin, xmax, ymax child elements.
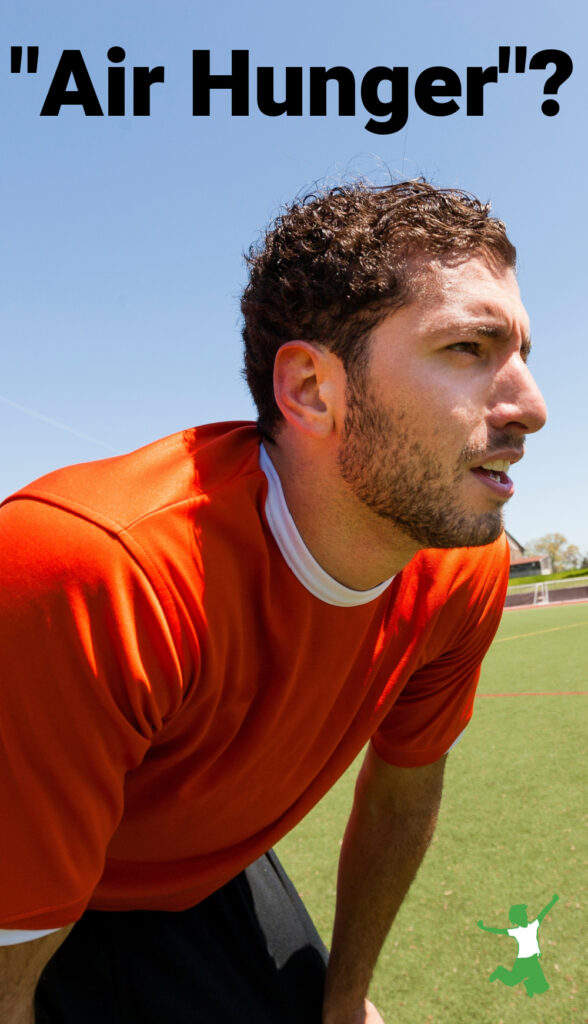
<box><xmin>259</xmin><ymin>444</ymin><xmax>394</xmax><ymax>607</ymax></box>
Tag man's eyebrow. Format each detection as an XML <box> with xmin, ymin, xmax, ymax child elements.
<box><xmin>474</xmin><ymin>324</ymin><xmax>533</xmax><ymax>357</ymax></box>
<box><xmin>429</xmin><ymin>320</ymin><xmax>533</xmax><ymax>357</ymax></box>
<box><xmin>471</xmin><ymin>323</ymin><xmax>508</xmax><ymax>338</ymax></box>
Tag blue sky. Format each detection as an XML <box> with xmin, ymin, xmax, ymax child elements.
<box><xmin>2</xmin><ymin>0</ymin><xmax>587</xmax><ymax>553</ymax></box>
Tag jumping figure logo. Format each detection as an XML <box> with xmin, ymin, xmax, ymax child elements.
<box><xmin>477</xmin><ymin>894</ymin><xmax>559</xmax><ymax>998</ymax></box>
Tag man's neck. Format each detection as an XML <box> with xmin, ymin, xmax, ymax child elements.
<box><xmin>263</xmin><ymin>438</ymin><xmax>420</xmax><ymax>591</ymax></box>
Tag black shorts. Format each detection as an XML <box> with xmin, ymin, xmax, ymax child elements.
<box><xmin>35</xmin><ymin>851</ymin><xmax>328</xmax><ymax>1024</ymax></box>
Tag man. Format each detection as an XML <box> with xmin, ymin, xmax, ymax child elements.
<box><xmin>0</xmin><ymin>180</ymin><xmax>546</xmax><ymax>1024</ymax></box>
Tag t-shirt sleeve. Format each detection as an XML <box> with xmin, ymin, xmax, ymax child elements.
<box><xmin>372</xmin><ymin>540</ymin><xmax>509</xmax><ymax>768</ymax></box>
<box><xmin>0</xmin><ymin>496</ymin><xmax>185</xmax><ymax>930</ymax></box>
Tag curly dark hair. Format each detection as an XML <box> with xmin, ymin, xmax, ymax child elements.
<box><xmin>241</xmin><ymin>179</ymin><xmax>516</xmax><ymax>437</ymax></box>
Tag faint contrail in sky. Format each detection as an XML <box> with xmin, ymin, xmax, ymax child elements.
<box><xmin>0</xmin><ymin>395</ymin><xmax>121</xmax><ymax>454</ymax></box>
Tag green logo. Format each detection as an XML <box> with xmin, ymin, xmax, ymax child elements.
<box><xmin>477</xmin><ymin>894</ymin><xmax>559</xmax><ymax>998</ymax></box>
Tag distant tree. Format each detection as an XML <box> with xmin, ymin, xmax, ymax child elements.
<box><xmin>525</xmin><ymin>533</ymin><xmax>582</xmax><ymax>571</ymax></box>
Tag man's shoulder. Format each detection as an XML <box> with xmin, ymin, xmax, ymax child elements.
<box><xmin>2</xmin><ymin>421</ymin><xmax>262</xmax><ymax>534</ymax></box>
<box><xmin>419</xmin><ymin>532</ymin><xmax>509</xmax><ymax>569</ymax></box>
<box><xmin>402</xmin><ymin>534</ymin><xmax>510</xmax><ymax>599</ymax></box>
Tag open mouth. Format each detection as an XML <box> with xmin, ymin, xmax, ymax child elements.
<box><xmin>470</xmin><ymin>460</ymin><xmax>514</xmax><ymax>495</ymax></box>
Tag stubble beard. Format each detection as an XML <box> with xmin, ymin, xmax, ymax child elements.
<box><xmin>337</xmin><ymin>381</ymin><xmax>505</xmax><ymax>550</ymax></box>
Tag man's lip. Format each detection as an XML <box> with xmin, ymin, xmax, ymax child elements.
<box><xmin>470</xmin><ymin>466</ymin><xmax>515</xmax><ymax>498</ymax></box>
<box><xmin>468</xmin><ymin>448</ymin><xmax>525</xmax><ymax>470</ymax></box>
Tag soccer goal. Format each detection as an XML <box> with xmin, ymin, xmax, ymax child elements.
<box><xmin>505</xmin><ymin>575</ymin><xmax>588</xmax><ymax>608</ymax></box>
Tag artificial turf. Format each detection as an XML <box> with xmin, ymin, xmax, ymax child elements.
<box><xmin>276</xmin><ymin>601</ymin><xmax>588</xmax><ymax>1023</ymax></box>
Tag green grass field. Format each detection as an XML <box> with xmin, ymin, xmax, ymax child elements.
<box><xmin>277</xmin><ymin>601</ymin><xmax>588</xmax><ymax>1023</ymax></box>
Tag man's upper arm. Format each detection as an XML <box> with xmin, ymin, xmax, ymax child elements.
<box><xmin>0</xmin><ymin>497</ymin><xmax>181</xmax><ymax>932</ymax></box>
<box><xmin>357</xmin><ymin>744</ymin><xmax>446</xmax><ymax>821</ymax></box>
<box><xmin>373</xmin><ymin>539</ymin><xmax>510</xmax><ymax>768</ymax></box>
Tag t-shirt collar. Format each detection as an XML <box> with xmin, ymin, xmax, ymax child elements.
<box><xmin>259</xmin><ymin>443</ymin><xmax>394</xmax><ymax>607</ymax></box>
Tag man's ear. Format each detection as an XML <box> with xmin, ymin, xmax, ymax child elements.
<box><xmin>273</xmin><ymin>341</ymin><xmax>341</xmax><ymax>438</ymax></box>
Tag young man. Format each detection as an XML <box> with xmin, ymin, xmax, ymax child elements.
<box><xmin>0</xmin><ymin>180</ymin><xmax>546</xmax><ymax>1024</ymax></box>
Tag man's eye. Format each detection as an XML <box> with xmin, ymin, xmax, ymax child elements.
<box><xmin>448</xmin><ymin>341</ymin><xmax>481</xmax><ymax>355</ymax></box>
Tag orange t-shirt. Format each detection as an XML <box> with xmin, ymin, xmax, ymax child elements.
<box><xmin>0</xmin><ymin>422</ymin><xmax>509</xmax><ymax>930</ymax></box>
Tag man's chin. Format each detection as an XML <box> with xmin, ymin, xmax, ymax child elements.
<box><xmin>400</xmin><ymin>509</ymin><xmax>504</xmax><ymax>550</ymax></box>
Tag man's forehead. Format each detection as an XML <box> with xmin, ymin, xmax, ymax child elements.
<box><xmin>408</xmin><ymin>249</ymin><xmax>517</xmax><ymax>293</ymax></box>
<box><xmin>404</xmin><ymin>252</ymin><xmax>530</xmax><ymax>332</ymax></box>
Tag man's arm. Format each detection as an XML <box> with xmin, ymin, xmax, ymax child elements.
<box><xmin>537</xmin><ymin>893</ymin><xmax>559</xmax><ymax>924</ymax></box>
<box><xmin>322</xmin><ymin>746</ymin><xmax>446</xmax><ymax>1024</ymax></box>
<box><xmin>0</xmin><ymin>926</ymin><xmax>72</xmax><ymax>1024</ymax></box>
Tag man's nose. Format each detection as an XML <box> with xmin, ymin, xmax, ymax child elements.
<box><xmin>489</xmin><ymin>357</ymin><xmax>547</xmax><ymax>435</ymax></box>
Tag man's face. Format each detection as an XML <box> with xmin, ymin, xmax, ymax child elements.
<box><xmin>337</xmin><ymin>252</ymin><xmax>547</xmax><ymax>549</ymax></box>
